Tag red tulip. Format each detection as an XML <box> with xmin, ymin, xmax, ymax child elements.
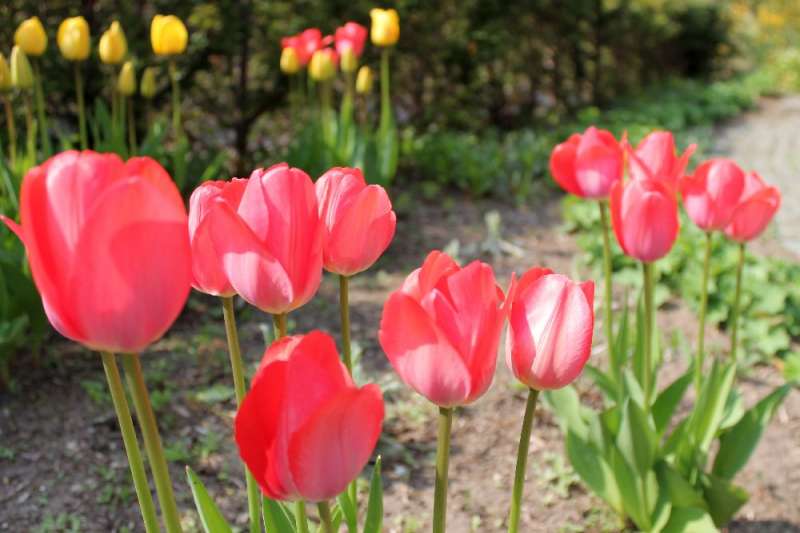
<box><xmin>379</xmin><ymin>251</ymin><xmax>505</xmax><ymax>407</ymax></box>
<box><xmin>724</xmin><ymin>171</ymin><xmax>781</xmax><ymax>243</ymax></box>
<box><xmin>610</xmin><ymin>177</ymin><xmax>680</xmax><ymax>262</ymax></box>
<box><xmin>316</xmin><ymin>167</ymin><xmax>396</xmax><ymax>276</ymax></box>
<box><xmin>506</xmin><ymin>268</ymin><xmax>594</xmax><ymax>390</ymax></box>
<box><xmin>1</xmin><ymin>151</ymin><xmax>191</xmax><ymax>352</ymax></box>
<box><xmin>627</xmin><ymin>131</ymin><xmax>696</xmax><ymax>189</ymax></box>
<box><xmin>549</xmin><ymin>126</ymin><xmax>623</xmax><ymax>199</ymax></box>
<box><xmin>207</xmin><ymin>163</ymin><xmax>323</xmax><ymax>314</ymax></box>
<box><xmin>335</xmin><ymin>22</ymin><xmax>368</xmax><ymax>57</ymax></box>
<box><xmin>188</xmin><ymin>179</ymin><xmax>247</xmax><ymax>296</ymax></box>
<box><xmin>235</xmin><ymin>331</ymin><xmax>384</xmax><ymax>502</ymax></box>
<box><xmin>282</xmin><ymin>29</ymin><xmax>333</xmax><ymax>66</ymax></box>
<box><xmin>680</xmin><ymin>158</ymin><xmax>745</xmax><ymax>232</ymax></box>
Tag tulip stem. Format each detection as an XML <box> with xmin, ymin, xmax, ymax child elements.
<box><xmin>169</xmin><ymin>60</ymin><xmax>182</xmax><ymax>139</ymax></box>
<box><xmin>319</xmin><ymin>80</ymin><xmax>333</xmax><ymax>148</ymax></box>
<box><xmin>598</xmin><ymin>200</ymin><xmax>618</xmax><ymax>387</ymax></box>
<box><xmin>433</xmin><ymin>407</ymin><xmax>453</xmax><ymax>533</ymax></box>
<box><xmin>122</xmin><ymin>353</ymin><xmax>184</xmax><ymax>533</ymax></box>
<box><xmin>507</xmin><ymin>388</ymin><xmax>540</xmax><ymax>533</ymax></box>
<box><xmin>32</xmin><ymin>60</ymin><xmax>50</xmax><ymax>156</ymax></box>
<box><xmin>100</xmin><ymin>352</ymin><xmax>159</xmax><ymax>533</ymax></box>
<box><xmin>73</xmin><ymin>62</ymin><xmax>87</xmax><ymax>149</ymax></box>
<box><xmin>379</xmin><ymin>48</ymin><xmax>391</xmax><ymax>134</ymax></box>
<box><xmin>110</xmin><ymin>69</ymin><xmax>119</xmax><ymax>140</ymax></box>
<box><xmin>273</xmin><ymin>313</ymin><xmax>288</xmax><ymax>339</ymax></box>
<box><xmin>730</xmin><ymin>243</ymin><xmax>745</xmax><ymax>362</ymax></box>
<box><xmin>642</xmin><ymin>262</ymin><xmax>655</xmax><ymax>411</ymax></box>
<box><xmin>295</xmin><ymin>501</ymin><xmax>309</xmax><ymax>533</ymax></box>
<box><xmin>221</xmin><ymin>297</ymin><xmax>261</xmax><ymax>533</ymax></box>
<box><xmin>22</xmin><ymin>92</ymin><xmax>35</xmax><ymax>162</ymax></box>
<box><xmin>127</xmin><ymin>97</ymin><xmax>138</xmax><ymax>155</ymax></box>
<box><xmin>316</xmin><ymin>501</ymin><xmax>334</xmax><ymax>533</ymax></box>
<box><xmin>338</xmin><ymin>274</ymin><xmax>358</xmax><ymax>507</ymax></box>
<box><xmin>3</xmin><ymin>96</ymin><xmax>16</xmax><ymax>168</ymax></box>
<box><xmin>695</xmin><ymin>232</ymin><xmax>713</xmax><ymax>394</ymax></box>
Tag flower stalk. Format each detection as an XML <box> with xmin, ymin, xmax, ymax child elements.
<box><xmin>695</xmin><ymin>232</ymin><xmax>713</xmax><ymax>393</ymax></box>
<box><xmin>31</xmin><ymin>60</ymin><xmax>50</xmax><ymax>156</ymax></box>
<box><xmin>598</xmin><ymin>200</ymin><xmax>618</xmax><ymax>385</ymax></box>
<box><xmin>73</xmin><ymin>63</ymin><xmax>87</xmax><ymax>149</ymax></box>
<box><xmin>642</xmin><ymin>262</ymin><xmax>655</xmax><ymax>410</ymax></box>
<box><xmin>3</xmin><ymin>95</ymin><xmax>16</xmax><ymax>167</ymax></box>
<box><xmin>730</xmin><ymin>243</ymin><xmax>746</xmax><ymax>362</ymax></box>
<box><xmin>433</xmin><ymin>406</ymin><xmax>453</xmax><ymax>533</ymax></box>
<box><xmin>508</xmin><ymin>388</ymin><xmax>540</xmax><ymax>533</ymax></box>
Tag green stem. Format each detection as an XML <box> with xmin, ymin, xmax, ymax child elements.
<box><xmin>319</xmin><ymin>80</ymin><xmax>333</xmax><ymax>148</ymax></box>
<box><xmin>169</xmin><ymin>60</ymin><xmax>182</xmax><ymax>139</ymax></box>
<box><xmin>110</xmin><ymin>69</ymin><xmax>119</xmax><ymax>139</ymax></box>
<box><xmin>695</xmin><ymin>232</ymin><xmax>712</xmax><ymax>394</ymax></box>
<box><xmin>432</xmin><ymin>407</ymin><xmax>453</xmax><ymax>533</ymax></box>
<box><xmin>379</xmin><ymin>48</ymin><xmax>392</xmax><ymax>134</ymax></box>
<box><xmin>598</xmin><ymin>200</ymin><xmax>618</xmax><ymax>385</ymax></box>
<box><xmin>22</xmin><ymin>92</ymin><xmax>35</xmax><ymax>162</ymax></box>
<box><xmin>122</xmin><ymin>354</ymin><xmax>183</xmax><ymax>533</ymax></box>
<box><xmin>3</xmin><ymin>96</ymin><xmax>16</xmax><ymax>168</ymax></box>
<box><xmin>338</xmin><ymin>275</ymin><xmax>358</xmax><ymax>507</ymax></box>
<box><xmin>295</xmin><ymin>500</ymin><xmax>309</xmax><ymax>533</ymax></box>
<box><xmin>32</xmin><ymin>60</ymin><xmax>50</xmax><ymax>156</ymax></box>
<box><xmin>221</xmin><ymin>297</ymin><xmax>261</xmax><ymax>533</ymax></box>
<box><xmin>74</xmin><ymin>62</ymin><xmax>87</xmax><ymax>149</ymax></box>
<box><xmin>730</xmin><ymin>243</ymin><xmax>745</xmax><ymax>362</ymax></box>
<box><xmin>128</xmin><ymin>97</ymin><xmax>138</xmax><ymax>155</ymax></box>
<box><xmin>642</xmin><ymin>262</ymin><xmax>655</xmax><ymax>411</ymax></box>
<box><xmin>101</xmin><ymin>352</ymin><xmax>159</xmax><ymax>533</ymax></box>
<box><xmin>273</xmin><ymin>313</ymin><xmax>288</xmax><ymax>339</ymax></box>
<box><xmin>316</xmin><ymin>501</ymin><xmax>334</xmax><ymax>533</ymax></box>
<box><xmin>507</xmin><ymin>388</ymin><xmax>540</xmax><ymax>533</ymax></box>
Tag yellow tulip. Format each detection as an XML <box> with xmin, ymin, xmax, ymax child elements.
<box><xmin>14</xmin><ymin>17</ymin><xmax>48</xmax><ymax>57</ymax></box>
<box><xmin>356</xmin><ymin>65</ymin><xmax>373</xmax><ymax>94</ymax></box>
<box><xmin>0</xmin><ymin>54</ymin><xmax>10</xmax><ymax>92</ymax></box>
<box><xmin>140</xmin><ymin>67</ymin><xmax>158</xmax><ymax>99</ymax></box>
<box><xmin>340</xmin><ymin>47</ymin><xmax>358</xmax><ymax>73</ymax></box>
<box><xmin>57</xmin><ymin>16</ymin><xmax>90</xmax><ymax>61</ymax></box>
<box><xmin>150</xmin><ymin>15</ymin><xmax>188</xmax><ymax>56</ymax></box>
<box><xmin>10</xmin><ymin>46</ymin><xmax>34</xmax><ymax>90</ymax></box>
<box><xmin>99</xmin><ymin>21</ymin><xmax>127</xmax><ymax>65</ymax></box>
<box><xmin>280</xmin><ymin>47</ymin><xmax>300</xmax><ymax>75</ymax></box>
<box><xmin>118</xmin><ymin>61</ymin><xmax>136</xmax><ymax>96</ymax></box>
<box><xmin>308</xmin><ymin>49</ymin><xmax>337</xmax><ymax>82</ymax></box>
<box><xmin>370</xmin><ymin>8</ymin><xmax>400</xmax><ymax>47</ymax></box>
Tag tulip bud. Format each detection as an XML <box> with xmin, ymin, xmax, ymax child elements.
<box><xmin>280</xmin><ymin>46</ymin><xmax>300</xmax><ymax>75</ymax></box>
<box><xmin>99</xmin><ymin>21</ymin><xmax>128</xmax><ymax>65</ymax></box>
<box><xmin>340</xmin><ymin>47</ymin><xmax>358</xmax><ymax>73</ymax></box>
<box><xmin>117</xmin><ymin>61</ymin><xmax>136</xmax><ymax>96</ymax></box>
<box><xmin>57</xmin><ymin>16</ymin><xmax>91</xmax><ymax>61</ymax></box>
<box><xmin>15</xmin><ymin>17</ymin><xmax>48</xmax><ymax>57</ymax></box>
<box><xmin>308</xmin><ymin>49</ymin><xmax>337</xmax><ymax>81</ymax></box>
<box><xmin>549</xmin><ymin>127</ymin><xmax>623</xmax><ymax>199</ymax></box>
<box><xmin>140</xmin><ymin>67</ymin><xmax>158</xmax><ymax>99</ymax></box>
<box><xmin>10</xmin><ymin>46</ymin><xmax>34</xmax><ymax>90</ymax></box>
<box><xmin>356</xmin><ymin>66</ymin><xmax>373</xmax><ymax>94</ymax></box>
<box><xmin>151</xmin><ymin>15</ymin><xmax>188</xmax><ymax>56</ymax></box>
<box><xmin>0</xmin><ymin>55</ymin><xmax>11</xmax><ymax>92</ymax></box>
<box><xmin>370</xmin><ymin>8</ymin><xmax>400</xmax><ymax>47</ymax></box>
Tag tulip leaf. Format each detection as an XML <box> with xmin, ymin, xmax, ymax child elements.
<box><xmin>363</xmin><ymin>456</ymin><xmax>383</xmax><ymax>533</ymax></box>
<box><xmin>701</xmin><ymin>474</ymin><xmax>749</xmax><ymax>527</ymax></box>
<box><xmin>712</xmin><ymin>384</ymin><xmax>790</xmax><ymax>480</ymax></box>
<box><xmin>616</xmin><ymin>399</ymin><xmax>657</xmax><ymax>475</ymax></box>
<box><xmin>263</xmin><ymin>497</ymin><xmax>296</xmax><ymax>533</ymax></box>
<box><xmin>655</xmin><ymin>461</ymin><xmax>707</xmax><ymax>511</ymax></box>
<box><xmin>584</xmin><ymin>364</ymin><xmax>618</xmax><ymax>402</ymax></box>
<box><xmin>186</xmin><ymin>467</ymin><xmax>233</xmax><ymax>533</ymax></box>
<box><xmin>684</xmin><ymin>360</ymin><xmax>736</xmax><ymax>457</ymax></box>
<box><xmin>609</xmin><ymin>445</ymin><xmax>650</xmax><ymax>530</ymax></box>
<box><xmin>661</xmin><ymin>507</ymin><xmax>717</xmax><ymax>533</ymax></box>
<box><xmin>718</xmin><ymin>388</ymin><xmax>745</xmax><ymax>432</ymax></box>
<box><xmin>652</xmin><ymin>370</ymin><xmax>692</xmax><ymax>435</ymax></box>
<box><xmin>337</xmin><ymin>486</ymin><xmax>358</xmax><ymax>533</ymax></box>
<box><xmin>565</xmin><ymin>431</ymin><xmax>623</xmax><ymax>517</ymax></box>
<box><xmin>544</xmin><ymin>386</ymin><xmax>587</xmax><ymax>439</ymax></box>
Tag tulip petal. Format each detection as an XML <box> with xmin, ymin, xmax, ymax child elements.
<box><xmin>401</xmin><ymin>250</ymin><xmax>459</xmax><ymax>299</ymax></box>
<box><xmin>725</xmin><ymin>186</ymin><xmax>780</xmax><ymax>242</ymax></box>
<box><xmin>549</xmin><ymin>135</ymin><xmax>582</xmax><ymax>196</ymax></box>
<box><xmin>190</xmin><ymin>212</ymin><xmax>234</xmax><ymax>296</ymax></box>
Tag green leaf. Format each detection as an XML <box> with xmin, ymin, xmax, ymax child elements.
<box><xmin>718</xmin><ymin>388</ymin><xmax>745</xmax><ymax>431</ymax></box>
<box><xmin>364</xmin><ymin>456</ymin><xmax>383</xmax><ymax>533</ymax></box>
<box><xmin>702</xmin><ymin>474</ymin><xmax>749</xmax><ymax>527</ymax></box>
<box><xmin>662</xmin><ymin>507</ymin><xmax>717</xmax><ymax>533</ymax></box>
<box><xmin>616</xmin><ymin>399</ymin><xmax>657</xmax><ymax>475</ymax></box>
<box><xmin>687</xmin><ymin>360</ymin><xmax>736</xmax><ymax>454</ymax></box>
<box><xmin>654</xmin><ymin>461</ymin><xmax>707</xmax><ymax>511</ymax></box>
<box><xmin>565</xmin><ymin>431</ymin><xmax>623</xmax><ymax>516</ymax></box>
<box><xmin>263</xmin><ymin>497</ymin><xmax>296</xmax><ymax>533</ymax></box>
<box><xmin>713</xmin><ymin>384</ymin><xmax>791</xmax><ymax>479</ymax></box>
<box><xmin>544</xmin><ymin>386</ymin><xmax>587</xmax><ymax>439</ymax></box>
<box><xmin>337</xmin><ymin>487</ymin><xmax>357</xmax><ymax>533</ymax></box>
<box><xmin>584</xmin><ymin>365</ymin><xmax>617</xmax><ymax>402</ymax></box>
<box><xmin>652</xmin><ymin>370</ymin><xmax>692</xmax><ymax>435</ymax></box>
<box><xmin>609</xmin><ymin>446</ymin><xmax>650</xmax><ymax>530</ymax></box>
<box><xmin>186</xmin><ymin>467</ymin><xmax>233</xmax><ymax>533</ymax></box>
<box><xmin>622</xmin><ymin>369</ymin><xmax>645</xmax><ymax>409</ymax></box>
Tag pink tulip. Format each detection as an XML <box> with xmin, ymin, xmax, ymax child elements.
<box><xmin>549</xmin><ymin>126</ymin><xmax>624</xmax><ymax>198</ymax></box>
<box><xmin>379</xmin><ymin>251</ymin><xmax>505</xmax><ymax>407</ymax></box>
<box><xmin>680</xmin><ymin>158</ymin><xmax>746</xmax><ymax>232</ymax></box>
<box><xmin>235</xmin><ymin>331</ymin><xmax>384</xmax><ymax>502</ymax></box>
<box><xmin>724</xmin><ymin>171</ymin><xmax>781</xmax><ymax>243</ymax></box>
<box><xmin>316</xmin><ymin>167</ymin><xmax>396</xmax><ymax>276</ymax></box>
<box><xmin>335</xmin><ymin>22</ymin><xmax>368</xmax><ymax>57</ymax></box>
<box><xmin>627</xmin><ymin>131</ymin><xmax>696</xmax><ymax>189</ymax></box>
<box><xmin>610</xmin><ymin>177</ymin><xmax>680</xmax><ymax>262</ymax></box>
<box><xmin>506</xmin><ymin>268</ymin><xmax>594</xmax><ymax>390</ymax></box>
<box><xmin>207</xmin><ymin>163</ymin><xmax>323</xmax><ymax>314</ymax></box>
<box><xmin>1</xmin><ymin>151</ymin><xmax>191</xmax><ymax>352</ymax></box>
<box><xmin>188</xmin><ymin>179</ymin><xmax>247</xmax><ymax>296</ymax></box>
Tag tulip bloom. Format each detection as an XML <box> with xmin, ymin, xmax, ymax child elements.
<box><xmin>283</xmin><ymin>29</ymin><xmax>332</xmax><ymax>66</ymax></box>
<box><xmin>10</xmin><ymin>46</ymin><xmax>33</xmax><ymax>90</ymax></box>
<box><xmin>370</xmin><ymin>8</ymin><xmax>400</xmax><ymax>47</ymax></box>
<box><xmin>610</xmin><ymin>178</ymin><xmax>680</xmax><ymax>262</ymax></box>
<box><xmin>207</xmin><ymin>163</ymin><xmax>323</xmax><ymax>314</ymax></box>
<box><xmin>99</xmin><ymin>21</ymin><xmax>128</xmax><ymax>65</ymax></box>
<box><xmin>336</xmin><ymin>22</ymin><xmax>368</xmax><ymax>73</ymax></box>
<box><xmin>117</xmin><ymin>61</ymin><xmax>136</xmax><ymax>96</ymax></box>
<box><xmin>356</xmin><ymin>66</ymin><xmax>373</xmax><ymax>94</ymax></box>
<box><xmin>15</xmin><ymin>17</ymin><xmax>48</xmax><ymax>57</ymax></box>
<box><xmin>140</xmin><ymin>67</ymin><xmax>158</xmax><ymax>99</ymax></box>
<box><xmin>316</xmin><ymin>167</ymin><xmax>396</xmax><ymax>276</ymax></box>
<box><xmin>724</xmin><ymin>172</ymin><xmax>781</xmax><ymax>243</ymax></box>
<box><xmin>627</xmin><ymin>131</ymin><xmax>696</xmax><ymax>189</ymax></box>
<box><xmin>280</xmin><ymin>47</ymin><xmax>300</xmax><ymax>75</ymax></box>
<box><xmin>57</xmin><ymin>17</ymin><xmax>90</xmax><ymax>61</ymax></box>
<box><xmin>681</xmin><ymin>158</ymin><xmax>746</xmax><ymax>232</ymax></box>
<box><xmin>151</xmin><ymin>15</ymin><xmax>188</xmax><ymax>56</ymax></box>
<box><xmin>506</xmin><ymin>268</ymin><xmax>594</xmax><ymax>390</ymax></box>
<box><xmin>380</xmin><ymin>251</ymin><xmax>505</xmax><ymax>407</ymax></box>
<box><xmin>549</xmin><ymin>127</ymin><xmax>623</xmax><ymax>199</ymax></box>
<box><xmin>0</xmin><ymin>54</ymin><xmax>10</xmax><ymax>92</ymax></box>
<box><xmin>308</xmin><ymin>48</ymin><xmax>338</xmax><ymax>82</ymax></box>
<box><xmin>235</xmin><ymin>331</ymin><xmax>384</xmax><ymax>501</ymax></box>
<box><xmin>0</xmin><ymin>151</ymin><xmax>192</xmax><ymax>353</ymax></box>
